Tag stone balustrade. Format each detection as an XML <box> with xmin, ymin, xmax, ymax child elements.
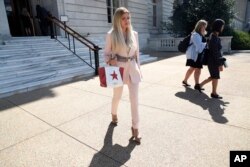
<box><xmin>148</xmin><ymin>36</ymin><xmax>233</xmax><ymax>53</ymax></box>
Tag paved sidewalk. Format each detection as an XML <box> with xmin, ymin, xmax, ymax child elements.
<box><xmin>0</xmin><ymin>52</ymin><xmax>250</xmax><ymax>167</ymax></box>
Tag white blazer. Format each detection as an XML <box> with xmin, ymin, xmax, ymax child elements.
<box><xmin>186</xmin><ymin>32</ymin><xmax>206</xmax><ymax>61</ymax></box>
<box><xmin>104</xmin><ymin>30</ymin><xmax>142</xmax><ymax>84</ymax></box>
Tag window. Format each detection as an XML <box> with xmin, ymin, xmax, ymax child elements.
<box><xmin>106</xmin><ymin>0</ymin><xmax>120</xmax><ymax>23</ymax></box>
<box><xmin>152</xmin><ymin>0</ymin><xmax>157</xmax><ymax>27</ymax></box>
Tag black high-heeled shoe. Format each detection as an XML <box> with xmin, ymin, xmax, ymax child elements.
<box><xmin>111</xmin><ymin>114</ymin><xmax>118</xmax><ymax>126</ymax></box>
<box><xmin>131</xmin><ymin>127</ymin><xmax>141</xmax><ymax>144</ymax></box>
<box><xmin>194</xmin><ymin>84</ymin><xmax>204</xmax><ymax>93</ymax></box>
<box><xmin>211</xmin><ymin>93</ymin><xmax>223</xmax><ymax>99</ymax></box>
<box><xmin>182</xmin><ymin>81</ymin><xmax>191</xmax><ymax>87</ymax></box>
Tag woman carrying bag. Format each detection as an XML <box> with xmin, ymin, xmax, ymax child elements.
<box><xmin>200</xmin><ymin>19</ymin><xmax>225</xmax><ymax>99</ymax></box>
<box><xmin>103</xmin><ymin>7</ymin><xmax>142</xmax><ymax>144</ymax></box>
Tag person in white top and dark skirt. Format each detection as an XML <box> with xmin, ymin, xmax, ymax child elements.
<box><xmin>182</xmin><ymin>20</ymin><xmax>207</xmax><ymax>92</ymax></box>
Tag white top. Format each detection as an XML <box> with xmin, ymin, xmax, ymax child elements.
<box><xmin>186</xmin><ymin>32</ymin><xmax>207</xmax><ymax>61</ymax></box>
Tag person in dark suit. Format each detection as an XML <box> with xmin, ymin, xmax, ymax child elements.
<box><xmin>21</xmin><ymin>8</ymin><xmax>32</xmax><ymax>36</ymax></box>
<box><xmin>36</xmin><ymin>5</ymin><xmax>49</xmax><ymax>36</ymax></box>
<box><xmin>200</xmin><ymin>19</ymin><xmax>225</xmax><ymax>99</ymax></box>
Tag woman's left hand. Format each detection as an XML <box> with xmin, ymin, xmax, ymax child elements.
<box><xmin>219</xmin><ymin>66</ymin><xmax>223</xmax><ymax>71</ymax></box>
<box><xmin>108</xmin><ymin>59</ymin><xmax>117</xmax><ymax>66</ymax></box>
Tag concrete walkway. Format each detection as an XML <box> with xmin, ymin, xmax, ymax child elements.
<box><xmin>0</xmin><ymin>52</ymin><xmax>250</xmax><ymax>167</ymax></box>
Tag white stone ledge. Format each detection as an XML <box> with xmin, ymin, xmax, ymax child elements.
<box><xmin>148</xmin><ymin>36</ymin><xmax>233</xmax><ymax>53</ymax></box>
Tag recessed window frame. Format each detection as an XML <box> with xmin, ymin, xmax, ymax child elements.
<box><xmin>106</xmin><ymin>0</ymin><xmax>128</xmax><ymax>23</ymax></box>
<box><xmin>152</xmin><ymin>0</ymin><xmax>157</xmax><ymax>27</ymax></box>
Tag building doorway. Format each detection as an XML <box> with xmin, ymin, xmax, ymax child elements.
<box><xmin>4</xmin><ymin>0</ymin><xmax>36</xmax><ymax>36</ymax></box>
<box><xmin>4</xmin><ymin>0</ymin><xmax>59</xmax><ymax>37</ymax></box>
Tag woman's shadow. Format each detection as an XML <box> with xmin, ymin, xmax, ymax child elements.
<box><xmin>175</xmin><ymin>87</ymin><xmax>230</xmax><ymax>124</ymax></box>
<box><xmin>89</xmin><ymin>123</ymin><xmax>137</xmax><ymax>167</ymax></box>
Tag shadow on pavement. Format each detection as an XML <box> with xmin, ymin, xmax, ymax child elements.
<box><xmin>175</xmin><ymin>87</ymin><xmax>230</xmax><ymax>124</ymax></box>
<box><xmin>0</xmin><ymin>88</ymin><xmax>56</xmax><ymax>112</ymax></box>
<box><xmin>0</xmin><ymin>77</ymin><xmax>95</xmax><ymax>112</ymax></box>
<box><xmin>89</xmin><ymin>123</ymin><xmax>137</xmax><ymax>167</ymax></box>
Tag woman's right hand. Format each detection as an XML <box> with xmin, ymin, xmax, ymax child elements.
<box><xmin>108</xmin><ymin>59</ymin><xmax>117</xmax><ymax>66</ymax></box>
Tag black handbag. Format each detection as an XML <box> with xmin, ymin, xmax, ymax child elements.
<box><xmin>219</xmin><ymin>57</ymin><xmax>227</xmax><ymax>67</ymax></box>
<box><xmin>201</xmin><ymin>48</ymin><xmax>209</xmax><ymax>65</ymax></box>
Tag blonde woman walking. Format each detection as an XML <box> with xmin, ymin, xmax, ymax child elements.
<box><xmin>182</xmin><ymin>20</ymin><xmax>207</xmax><ymax>92</ymax></box>
<box><xmin>104</xmin><ymin>7</ymin><xmax>142</xmax><ymax>144</ymax></box>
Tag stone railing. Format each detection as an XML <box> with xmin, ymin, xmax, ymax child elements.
<box><xmin>148</xmin><ymin>36</ymin><xmax>233</xmax><ymax>53</ymax></box>
<box><xmin>219</xmin><ymin>36</ymin><xmax>233</xmax><ymax>53</ymax></box>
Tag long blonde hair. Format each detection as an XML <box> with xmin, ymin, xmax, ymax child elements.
<box><xmin>110</xmin><ymin>7</ymin><xmax>135</xmax><ymax>52</ymax></box>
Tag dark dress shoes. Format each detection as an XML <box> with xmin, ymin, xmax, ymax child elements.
<box><xmin>211</xmin><ymin>93</ymin><xmax>223</xmax><ymax>99</ymax></box>
<box><xmin>182</xmin><ymin>81</ymin><xmax>191</xmax><ymax>87</ymax></box>
<box><xmin>194</xmin><ymin>84</ymin><xmax>204</xmax><ymax>92</ymax></box>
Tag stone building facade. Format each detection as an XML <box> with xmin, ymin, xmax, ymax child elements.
<box><xmin>1</xmin><ymin>0</ymin><xmax>249</xmax><ymax>49</ymax></box>
<box><xmin>232</xmin><ymin>0</ymin><xmax>250</xmax><ymax>30</ymax></box>
<box><xmin>1</xmin><ymin>0</ymin><xmax>174</xmax><ymax>49</ymax></box>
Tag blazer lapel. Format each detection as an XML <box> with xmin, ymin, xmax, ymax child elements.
<box><xmin>128</xmin><ymin>43</ymin><xmax>137</xmax><ymax>57</ymax></box>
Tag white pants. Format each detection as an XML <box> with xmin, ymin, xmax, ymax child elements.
<box><xmin>111</xmin><ymin>79</ymin><xmax>139</xmax><ymax>129</ymax></box>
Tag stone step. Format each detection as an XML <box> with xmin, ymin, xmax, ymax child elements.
<box><xmin>2</xmin><ymin>38</ymin><xmax>56</xmax><ymax>46</ymax></box>
<box><xmin>0</xmin><ymin>65</ymin><xmax>93</xmax><ymax>89</ymax></box>
<box><xmin>0</xmin><ymin>51</ymin><xmax>101</xmax><ymax>66</ymax></box>
<box><xmin>0</xmin><ymin>36</ymin><xmax>157</xmax><ymax>99</ymax></box>
<box><xmin>4</xmin><ymin>36</ymin><xmax>52</xmax><ymax>42</ymax></box>
<box><xmin>0</xmin><ymin>48</ymin><xmax>93</xmax><ymax>58</ymax></box>
<box><xmin>0</xmin><ymin>53</ymin><xmax>153</xmax><ymax>78</ymax></box>
<box><xmin>0</xmin><ymin>45</ymin><xmax>75</xmax><ymax>53</ymax></box>
<box><xmin>0</xmin><ymin>54</ymin><xmax>103</xmax><ymax>73</ymax></box>
<box><xmin>0</xmin><ymin>58</ymin><xmax>88</xmax><ymax>79</ymax></box>
<box><xmin>140</xmin><ymin>55</ymin><xmax>157</xmax><ymax>64</ymax></box>
<box><xmin>1</xmin><ymin>53</ymin><xmax>73</xmax><ymax>65</ymax></box>
<box><xmin>0</xmin><ymin>46</ymin><xmax>66</xmax><ymax>55</ymax></box>
<box><xmin>0</xmin><ymin>67</ymin><xmax>95</xmax><ymax>98</ymax></box>
<box><xmin>56</xmin><ymin>37</ymin><xmax>104</xmax><ymax>48</ymax></box>
<box><xmin>0</xmin><ymin>43</ymin><xmax>63</xmax><ymax>50</ymax></box>
<box><xmin>0</xmin><ymin>55</ymin><xmax>153</xmax><ymax>88</ymax></box>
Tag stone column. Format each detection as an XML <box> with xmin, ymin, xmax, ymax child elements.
<box><xmin>0</xmin><ymin>0</ymin><xmax>11</xmax><ymax>40</ymax></box>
